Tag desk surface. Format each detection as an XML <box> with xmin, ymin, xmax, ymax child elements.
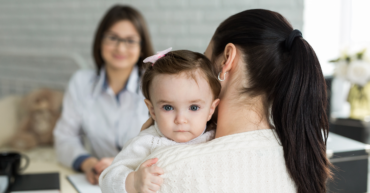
<box><xmin>0</xmin><ymin>146</ymin><xmax>78</xmax><ymax>193</ymax></box>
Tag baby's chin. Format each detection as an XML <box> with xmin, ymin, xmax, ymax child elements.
<box><xmin>171</xmin><ymin>134</ymin><xmax>197</xmax><ymax>143</ymax></box>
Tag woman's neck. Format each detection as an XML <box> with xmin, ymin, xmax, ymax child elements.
<box><xmin>106</xmin><ymin>65</ymin><xmax>135</xmax><ymax>95</ymax></box>
<box><xmin>215</xmin><ymin>94</ymin><xmax>271</xmax><ymax>138</ymax></box>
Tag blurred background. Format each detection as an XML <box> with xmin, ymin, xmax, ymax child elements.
<box><xmin>0</xmin><ymin>0</ymin><xmax>306</xmax><ymax>97</ymax></box>
<box><xmin>1</xmin><ymin>0</ymin><xmax>370</xmax><ymax>192</ymax></box>
<box><xmin>0</xmin><ymin>0</ymin><xmax>369</xmax><ymax>97</ymax></box>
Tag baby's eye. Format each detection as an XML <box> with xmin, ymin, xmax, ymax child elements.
<box><xmin>163</xmin><ymin>105</ymin><xmax>174</xmax><ymax>111</ymax></box>
<box><xmin>190</xmin><ymin>105</ymin><xmax>199</xmax><ymax>111</ymax></box>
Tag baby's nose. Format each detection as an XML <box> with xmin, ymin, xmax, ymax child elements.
<box><xmin>174</xmin><ymin>113</ymin><xmax>188</xmax><ymax>124</ymax></box>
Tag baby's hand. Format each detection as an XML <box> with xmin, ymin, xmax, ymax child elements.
<box><xmin>134</xmin><ymin>158</ymin><xmax>164</xmax><ymax>193</ymax></box>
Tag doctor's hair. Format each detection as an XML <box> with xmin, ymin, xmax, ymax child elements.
<box><xmin>211</xmin><ymin>9</ymin><xmax>331</xmax><ymax>193</ymax></box>
<box><xmin>92</xmin><ymin>5</ymin><xmax>154</xmax><ymax>75</ymax></box>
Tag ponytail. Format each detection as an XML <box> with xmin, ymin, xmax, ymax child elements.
<box><xmin>212</xmin><ymin>9</ymin><xmax>331</xmax><ymax>193</ymax></box>
<box><xmin>271</xmin><ymin>37</ymin><xmax>331</xmax><ymax>193</ymax></box>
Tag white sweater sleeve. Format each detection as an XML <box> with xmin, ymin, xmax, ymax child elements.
<box><xmin>99</xmin><ymin>128</ymin><xmax>157</xmax><ymax>193</ymax></box>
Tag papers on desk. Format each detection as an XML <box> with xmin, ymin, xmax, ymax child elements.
<box><xmin>0</xmin><ymin>176</ymin><xmax>8</xmax><ymax>193</ymax></box>
<box><xmin>67</xmin><ymin>174</ymin><xmax>102</xmax><ymax>193</ymax></box>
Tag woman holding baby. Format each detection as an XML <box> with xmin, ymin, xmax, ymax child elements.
<box><xmin>101</xmin><ymin>8</ymin><xmax>330</xmax><ymax>193</ymax></box>
<box><xmin>54</xmin><ymin>3</ymin><xmax>331</xmax><ymax>193</ymax></box>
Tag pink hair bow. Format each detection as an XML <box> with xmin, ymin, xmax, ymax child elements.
<box><xmin>143</xmin><ymin>47</ymin><xmax>172</xmax><ymax>66</ymax></box>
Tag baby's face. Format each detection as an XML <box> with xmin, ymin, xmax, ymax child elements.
<box><xmin>145</xmin><ymin>70</ymin><xmax>219</xmax><ymax>143</ymax></box>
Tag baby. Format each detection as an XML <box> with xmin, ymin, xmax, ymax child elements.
<box><xmin>99</xmin><ymin>48</ymin><xmax>221</xmax><ymax>193</ymax></box>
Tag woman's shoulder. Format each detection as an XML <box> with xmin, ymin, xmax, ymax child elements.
<box><xmin>153</xmin><ymin>129</ymin><xmax>296</xmax><ymax>192</ymax></box>
<box><xmin>147</xmin><ymin>129</ymin><xmax>281</xmax><ymax>167</ymax></box>
<box><xmin>150</xmin><ymin>129</ymin><xmax>279</xmax><ymax>161</ymax></box>
<box><xmin>66</xmin><ymin>68</ymin><xmax>98</xmax><ymax>97</ymax></box>
<box><xmin>69</xmin><ymin>68</ymin><xmax>97</xmax><ymax>88</ymax></box>
<box><xmin>213</xmin><ymin>129</ymin><xmax>279</xmax><ymax>145</ymax></box>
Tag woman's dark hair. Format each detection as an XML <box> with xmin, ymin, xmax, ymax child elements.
<box><xmin>92</xmin><ymin>5</ymin><xmax>154</xmax><ymax>75</ymax></box>
<box><xmin>142</xmin><ymin>50</ymin><xmax>221</xmax><ymax>131</ymax></box>
<box><xmin>211</xmin><ymin>9</ymin><xmax>331</xmax><ymax>193</ymax></box>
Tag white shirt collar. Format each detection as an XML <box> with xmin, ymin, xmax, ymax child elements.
<box><xmin>126</xmin><ymin>66</ymin><xmax>140</xmax><ymax>94</ymax></box>
<box><xmin>91</xmin><ymin>66</ymin><xmax>140</xmax><ymax>98</ymax></box>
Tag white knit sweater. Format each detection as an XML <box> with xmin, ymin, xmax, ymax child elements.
<box><xmin>144</xmin><ymin>129</ymin><xmax>297</xmax><ymax>193</ymax></box>
<box><xmin>99</xmin><ymin>125</ymin><xmax>215</xmax><ymax>193</ymax></box>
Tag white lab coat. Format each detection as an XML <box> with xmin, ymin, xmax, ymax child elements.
<box><xmin>53</xmin><ymin>66</ymin><xmax>149</xmax><ymax>169</ymax></box>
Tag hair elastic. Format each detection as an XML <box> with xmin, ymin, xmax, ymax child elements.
<box><xmin>285</xmin><ymin>29</ymin><xmax>302</xmax><ymax>50</ymax></box>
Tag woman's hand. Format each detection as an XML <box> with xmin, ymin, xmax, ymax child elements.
<box><xmin>93</xmin><ymin>157</ymin><xmax>115</xmax><ymax>175</ymax></box>
<box><xmin>81</xmin><ymin>157</ymin><xmax>99</xmax><ymax>184</ymax></box>
<box><xmin>81</xmin><ymin>157</ymin><xmax>114</xmax><ymax>184</ymax></box>
<box><xmin>141</xmin><ymin>117</ymin><xmax>154</xmax><ymax>131</ymax></box>
<box><xmin>133</xmin><ymin>158</ymin><xmax>164</xmax><ymax>193</ymax></box>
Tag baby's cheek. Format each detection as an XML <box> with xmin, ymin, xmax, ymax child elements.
<box><xmin>156</xmin><ymin>117</ymin><xmax>173</xmax><ymax>135</ymax></box>
<box><xmin>194</xmin><ymin>114</ymin><xmax>209</xmax><ymax>129</ymax></box>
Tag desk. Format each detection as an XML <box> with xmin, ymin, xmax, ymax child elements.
<box><xmin>24</xmin><ymin>161</ymin><xmax>77</xmax><ymax>193</ymax></box>
<box><xmin>0</xmin><ymin>146</ymin><xmax>78</xmax><ymax>193</ymax></box>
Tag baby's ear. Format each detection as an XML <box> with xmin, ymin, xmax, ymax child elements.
<box><xmin>208</xmin><ymin>99</ymin><xmax>220</xmax><ymax>121</ymax></box>
<box><xmin>144</xmin><ymin>99</ymin><xmax>156</xmax><ymax>120</ymax></box>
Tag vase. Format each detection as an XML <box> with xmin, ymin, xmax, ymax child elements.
<box><xmin>331</xmin><ymin>78</ymin><xmax>351</xmax><ymax>118</ymax></box>
<box><xmin>348</xmin><ymin>82</ymin><xmax>370</xmax><ymax>120</ymax></box>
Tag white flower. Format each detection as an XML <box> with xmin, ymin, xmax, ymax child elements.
<box><xmin>334</xmin><ymin>61</ymin><xmax>348</xmax><ymax>78</ymax></box>
<box><xmin>347</xmin><ymin>60</ymin><xmax>370</xmax><ymax>86</ymax></box>
<box><xmin>339</xmin><ymin>47</ymin><xmax>349</xmax><ymax>60</ymax></box>
<box><xmin>364</xmin><ymin>49</ymin><xmax>370</xmax><ymax>63</ymax></box>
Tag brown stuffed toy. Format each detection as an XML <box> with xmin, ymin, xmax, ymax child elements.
<box><xmin>10</xmin><ymin>88</ymin><xmax>64</xmax><ymax>150</ymax></box>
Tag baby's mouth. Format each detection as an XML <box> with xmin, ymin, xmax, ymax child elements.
<box><xmin>175</xmin><ymin>130</ymin><xmax>187</xmax><ymax>132</ymax></box>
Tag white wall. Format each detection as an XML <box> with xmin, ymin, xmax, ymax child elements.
<box><xmin>303</xmin><ymin>0</ymin><xmax>341</xmax><ymax>77</ymax></box>
<box><xmin>304</xmin><ymin>0</ymin><xmax>370</xmax><ymax>77</ymax></box>
<box><xmin>0</xmin><ymin>0</ymin><xmax>303</xmax><ymax>97</ymax></box>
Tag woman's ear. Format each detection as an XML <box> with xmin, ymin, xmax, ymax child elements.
<box><xmin>144</xmin><ymin>99</ymin><xmax>156</xmax><ymax>121</ymax></box>
<box><xmin>220</xmin><ymin>43</ymin><xmax>237</xmax><ymax>78</ymax></box>
<box><xmin>207</xmin><ymin>99</ymin><xmax>220</xmax><ymax>121</ymax></box>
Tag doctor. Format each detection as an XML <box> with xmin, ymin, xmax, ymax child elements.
<box><xmin>53</xmin><ymin>5</ymin><xmax>154</xmax><ymax>184</ymax></box>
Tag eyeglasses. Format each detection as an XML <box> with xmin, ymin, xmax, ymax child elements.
<box><xmin>103</xmin><ymin>34</ymin><xmax>141</xmax><ymax>49</ymax></box>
